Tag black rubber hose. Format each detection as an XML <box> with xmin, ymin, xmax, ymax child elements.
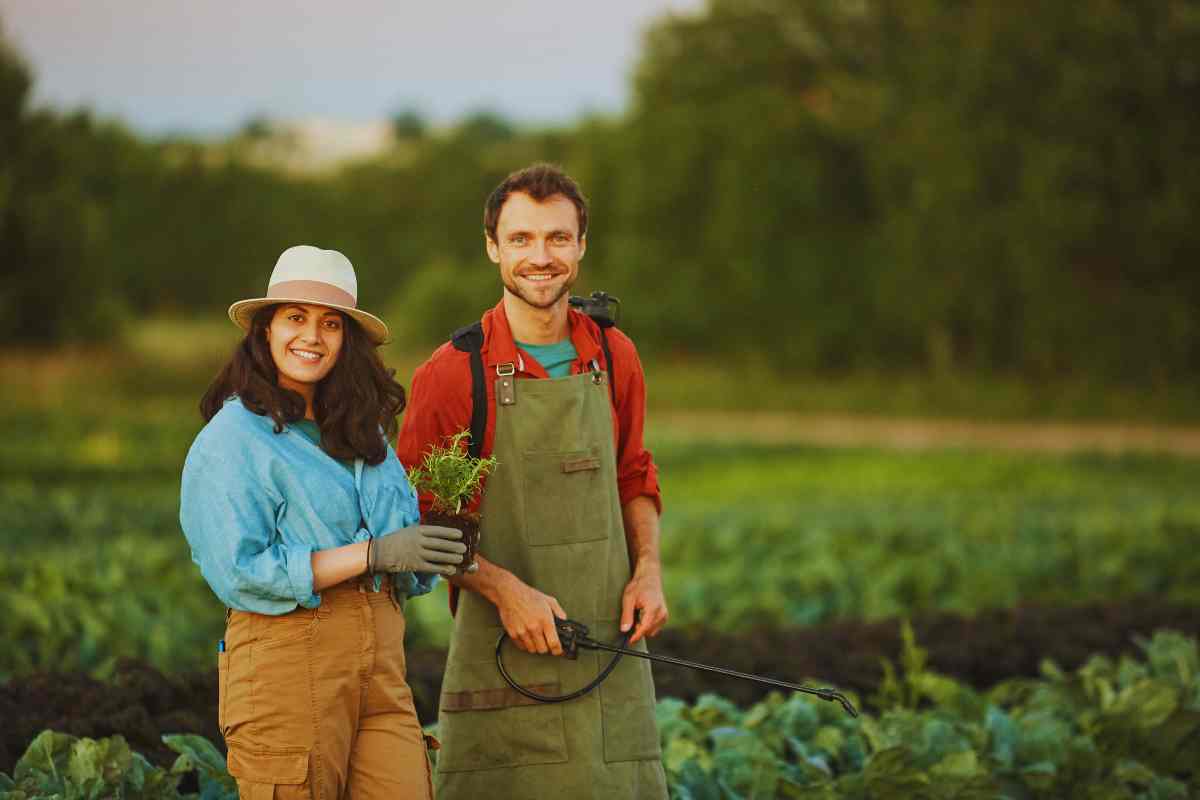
<box><xmin>495</xmin><ymin>627</ymin><xmax>633</xmax><ymax>704</ymax></box>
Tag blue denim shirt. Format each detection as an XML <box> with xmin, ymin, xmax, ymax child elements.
<box><xmin>179</xmin><ymin>397</ymin><xmax>436</xmax><ymax>614</ymax></box>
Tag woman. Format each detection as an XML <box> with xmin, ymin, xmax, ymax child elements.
<box><xmin>180</xmin><ymin>245</ymin><xmax>463</xmax><ymax>800</ymax></box>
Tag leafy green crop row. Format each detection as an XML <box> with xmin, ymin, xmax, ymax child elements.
<box><xmin>656</xmin><ymin>628</ymin><xmax>1199</xmax><ymax>799</ymax></box>
<box><xmin>5</xmin><ymin>631</ymin><xmax>1196</xmax><ymax>799</ymax></box>
<box><xmin>4</xmin><ymin>530</ymin><xmax>225</xmax><ymax>680</ymax></box>
<box><xmin>656</xmin><ymin>442</ymin><xmax>1200</xmax><ymax>631</ymax></box>
<box><xmin>5</xmin><ymin>433</ymin><xmax>1200</xmax><ymax>676</ymax></box>
<box><xmin>661</xmin><ymin>507</ymin><xmax>1200</xmax><ymax>631</ymax></box>
<box><xmin>0</xmin><ymin>731</ymin><xmax>234</xmax><ymax>800</ymax></box>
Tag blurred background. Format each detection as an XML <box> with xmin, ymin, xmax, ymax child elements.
<box><xmin>3</xmin><ymin>1</ymin><xmax>1200</xmax><ymax>795</ymax></box>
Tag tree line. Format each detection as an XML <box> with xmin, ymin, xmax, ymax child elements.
<box><xmin>3</xmin><ymin>0</ymin><xmax>1198</xmax><ymax>384</ymax></box>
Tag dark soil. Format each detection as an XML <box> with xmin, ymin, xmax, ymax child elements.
<box><xmin>0</xmin><ymin>658</ymin><xmax>219</xmax><ymax>778</ymax></box>
<box><xmin>647</xmin><ymin>601</ymin><xmax>1200</xmax><ymax>710</ymax></box>
<box><xmin>4</xmin><ymin>599</ymin><xmax>1197</xmax><ymax>775</ymax></box>
<box><xmin>423</xmin><ymin>511</ymin><xmax>480</xmax><ymax>575</ymax></box>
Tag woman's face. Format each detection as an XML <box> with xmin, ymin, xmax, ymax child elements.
<box><xmin>265</xmin><ymin>303</ymin><xmax>345</xmax><ymax>399</ymax></box>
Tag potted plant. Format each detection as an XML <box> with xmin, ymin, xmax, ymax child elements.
<box><xmin>406</xmin><ymin>430</ymin><xmax>497</xmax><ymax>574</ymax></box>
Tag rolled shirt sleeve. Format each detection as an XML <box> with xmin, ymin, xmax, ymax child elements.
<box><xmin>610</xmin><ymin>332</ymin><xmax>663</xmax><ymax>515</ymax></box>
<box><xmin>180</xmin><ymin>448</ymin><xmax>320</xmax><ymax>614</ymax></box>
<box><xmin>356</xmin><ymin>445</ymin><xmax>439</xmax><ymax>598</ymax></box>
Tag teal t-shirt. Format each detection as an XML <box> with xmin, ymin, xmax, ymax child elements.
<box><xmin>516</xmin><ymin>338</ymin><xmax>578</xmax><ymax>378</ymax></box>
<box><xmin>291</xmin><ymin>419</ymin><xmax>354</xmax><ymax>475</ymax></box>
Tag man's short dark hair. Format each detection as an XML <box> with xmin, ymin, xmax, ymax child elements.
<box><xmin>484</xmin><ymin>163</ymin><xmax>589</xmax><ymax>243</ymax></box>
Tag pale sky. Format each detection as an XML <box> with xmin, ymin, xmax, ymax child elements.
<box><xmin>0</xmin><ymin>0</ymin><xmax>704</xmax><ymax>135</ymax></box>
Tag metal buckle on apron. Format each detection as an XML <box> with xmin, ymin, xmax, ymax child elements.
<box><xmin>496</xmin><ymin>362</ymin><xmax>517</xmax><ymax>406</ymax></box>
<box><xmin>589</xmin><ymin>359</ymin><xmax>605</xmax><ymax>386</ymax></box>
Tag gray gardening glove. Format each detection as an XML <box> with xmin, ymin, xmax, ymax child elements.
<box><xmin>370</xmin><ymin>524</ymin><xmax>466</xmax><ymax>576</ymax></box>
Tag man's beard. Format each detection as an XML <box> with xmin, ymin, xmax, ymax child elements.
<box><xmin>502</xmin><ymin>273</ymin><xmax>575</xmax><ymax>310</ymax></box>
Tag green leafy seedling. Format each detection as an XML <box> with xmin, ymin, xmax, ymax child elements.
<box><xmin>407</xmin><ymin>430</ymin><xmax>498</xmax><ymax>515</ymax></box>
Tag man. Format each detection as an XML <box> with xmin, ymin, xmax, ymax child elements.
<box><xmin>397</xmin><ymin>163</ymin><xmax>669</xmax><ymax>798</ymax></box>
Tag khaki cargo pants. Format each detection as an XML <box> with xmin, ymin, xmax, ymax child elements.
<box><xmin>218</xmin><ymin>580</ymin><xmax>432</xmax><ymax>800</ymax></box>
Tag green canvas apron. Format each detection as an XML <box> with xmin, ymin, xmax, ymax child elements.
<box><xmin>435</xmin><ymin>363</ymin><xmax>667</xmax><ymax>799</ymax></box>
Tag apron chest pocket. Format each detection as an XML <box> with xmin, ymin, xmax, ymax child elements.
<box><xmin>522</xmin><ymin>449</ymin><xmax>614</xmax><ymax>546</ymax></box>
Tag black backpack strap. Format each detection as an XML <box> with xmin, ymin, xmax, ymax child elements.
<box><xmin>450</xmin><ymin>322</ymin><xmax>486</xmax><ymax>460</ymax></box>
<box><xmin>595</xmin><ymin>323</ymin><xmax>617</xmax><ymax>409</ymax></box>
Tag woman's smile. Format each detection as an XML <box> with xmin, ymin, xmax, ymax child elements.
<box><xmin>288</xmin><ymin>346</ymin><xmax>325</xmax><ymax>363</ymax></box>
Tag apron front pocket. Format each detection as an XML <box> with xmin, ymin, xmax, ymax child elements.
<box><xmin>599</xmin><ymin>640</ymin><xmax>663</xmax><ymax>763</ymax></box>
<box><xmin>522</xmin><ymin>448</ymin><xmax>613</xmax><ymax>546</ymax></box>
<box><xmin>437</xmin><ymin>659</ymin><xmax>568</xmax><ymax>773</ymax></box>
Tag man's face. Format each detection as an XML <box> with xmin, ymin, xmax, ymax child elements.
<box><xmin>486</xmin><ymin>191</ymin><xmax>586</xmax><ymax>310</ymax></box>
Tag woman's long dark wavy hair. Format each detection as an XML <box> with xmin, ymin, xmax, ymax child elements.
<box><xmin>200</xmin><ymin>305</ymin><xmax>405</xmax><ymax>465</ymax></box>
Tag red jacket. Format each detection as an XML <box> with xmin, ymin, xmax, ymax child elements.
<box><xmin>396</xmin><ymin>300</ymin><xmax>663</xmax><ymax>517</ymax></box>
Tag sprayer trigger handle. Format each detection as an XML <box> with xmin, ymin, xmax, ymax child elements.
<box><xmin>555</xmin><ymin>618</ymin><xmax>589</xmax><ymax>660</ymax></box>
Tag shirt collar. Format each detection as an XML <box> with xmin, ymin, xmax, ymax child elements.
<box><xmin>482</xmin><ymin>299</ymin><xmax>604</xmax><ymax>373</ymax></box>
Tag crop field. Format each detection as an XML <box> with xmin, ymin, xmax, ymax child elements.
<box><xmin>3</xmin><ymin>338</ymin><xmax>1198</xmax><ymax>797</ymax></box>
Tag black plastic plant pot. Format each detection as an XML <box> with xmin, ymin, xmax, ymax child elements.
<box><xmin>423</xmin><ymin>510</ymin><xmax>480</xmax><ymax>574</ymax></box>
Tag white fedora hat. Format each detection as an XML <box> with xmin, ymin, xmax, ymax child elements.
<box><xmin>228</xmin><ymin>245</ymin><xmax>390</xmax><ymax>345</ymax></box>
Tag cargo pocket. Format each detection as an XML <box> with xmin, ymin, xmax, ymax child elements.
<box><xmin>227</xmin><ymin>746</ymin><xmax>311</xmax><ymax>800</ymax></box>
<box><xmin>599</xmin><ymin>640</ymin><xmax>662</xmax><ymax>763</ymax></box>
<box><xmin>220</xmin><ymin>629</ymin><xmax>254</xmax><ymax>741</ymax></box>
<box><xmin>249</xmin><ymin>611</ymin><xmax>315</xmax><ymax>745</ymax></box>
<box><xmin>436</xmin><ymin>658</ymin><xmax>568</xmax><ymax>773</ymax></box>
<box><xmin>523</xmin><ymin>448</ymin><xmax>612</xmax><ymax>546</ymax></box>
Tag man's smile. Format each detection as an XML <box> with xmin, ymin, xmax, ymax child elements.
<box><xmin>517</xmin><ymin>269</ymin><xmax>566</xmax><ymax>284</ymax></box>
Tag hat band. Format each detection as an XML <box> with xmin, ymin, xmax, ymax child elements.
<box><xmin>267</xmin><ymin>280</ymin><xmax>356</xmax><ymax>309</ymax></box>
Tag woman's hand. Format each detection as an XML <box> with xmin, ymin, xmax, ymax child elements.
<box><xmin>370</xmin><ymin>525</ymin><xmax>466</xmax><ymax>575</ymax></box>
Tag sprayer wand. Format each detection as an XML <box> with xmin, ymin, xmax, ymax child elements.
<box><xmin>496</xmin><ymin>618</ymin><xmax>858</xmax><ymax>717</ymax></box>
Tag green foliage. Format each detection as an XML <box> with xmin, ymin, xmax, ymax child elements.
<box><xmin>0</xmin><ymin>388</ymin><xmax>431</xmax><ymax>679</ymax></box>
<box><xmin>0</xmin><ymin>731</ymin><xmax>192</xmax><ymax>800</ymax></box>
<box><xmin>3</xmin><ymin>4</ymin><xmax>1200</xmax><ymax>386</ymax></box>
<box><xmin>659</xmin><ymin>630</ymin><xmax>1199</xmax><ymax>798</ymax></box>
<box><xmin>620</xmin><ymin>0</ymin><xmax>1200</xmax><ymax>381</ymax></box>
<box><xmin>3</xmin><ymin>371</ymin><xmax>1199</xmax><ymax>674</ymax></box>
<box><xmin>0</xmin><ymin>526</ymin><xmax>223</xmax><ymax>681</ymax></box>
<box><xmin>160</xmin><ymin>736</ymin><xmax>237</xmax><ymax>800</ymax></box>
<box><xmin>0</xmin><ymin>732</ymin><xmax>239</xmax><ymax>800</ymax></box>
<box><xmin>391</xmin><ymin>108</ymin><xmax>428</xmax><ymax>141</ymax></box>
<box><xmin>383</xmin><ymin>259</ymin><xmax>500</xmax><ymax>346</ymax></box>
<box><xmin>872</xmin><ymin>620</ymin><xmax>973</xmax><ymax>714</ymax></box>
<box><xmin>0</xmin><ymin>21</ymin><xmax>30</xmax><ymax>204</ymax></box>
<box><xmin>406</xmin><ymin>430</ymin><xmax>498</xmax><ymax>515</ymax></box>
<box><xmin>5</xmin><ymin>634</ymin><xmax>1197</xmax><ymax>798</ymax></box>
<box><xmin>657</xmin><ymin>442</ymin><xmax>1200</xmax><ymax>631</ymax></box>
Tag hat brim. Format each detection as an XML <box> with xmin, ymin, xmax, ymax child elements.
<box><xmin>228</xmin><ymin>297</ymin><xmax>391</xmax><ymax>345</ymax></box>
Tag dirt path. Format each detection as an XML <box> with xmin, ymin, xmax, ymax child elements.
<box><xmin>653</xmin><ymin>411</ymin><xmax>1200</xmax><ymax>456</ymax></box>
